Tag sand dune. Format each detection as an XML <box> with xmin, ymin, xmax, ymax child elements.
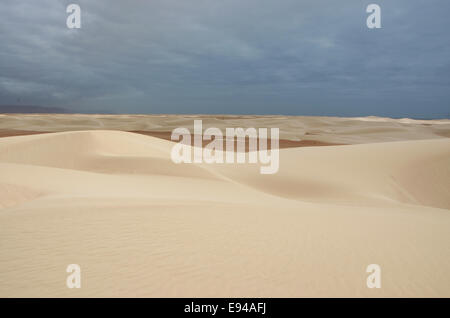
<box><xmin>1</xmin><ymin>114</ymin><xmax>449</xmax><ymax>143</ymax></box>
<box><xmin>0</xmin><ymin>116</ymin><xmax>449</xmax><ymax>297</ymax></box>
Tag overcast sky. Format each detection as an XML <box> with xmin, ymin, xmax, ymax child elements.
<box><xmin>0</xmin><ymin>0</ymin><xmax>449</xmax><ymax>117</ymax></box>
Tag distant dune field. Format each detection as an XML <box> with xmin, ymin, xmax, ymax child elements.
<box><xmin>0</xmin><ymin>114</ymin><xmax>449</xmax><ymax>297</ymax></box>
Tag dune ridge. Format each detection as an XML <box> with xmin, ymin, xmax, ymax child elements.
<box><xmin>1</xmin><ymin>114</ymin><xmax>449</xmax><ymax>144</ymax></box>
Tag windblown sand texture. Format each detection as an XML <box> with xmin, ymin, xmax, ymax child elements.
<box><xmin>0</xmin><ymin>114</ymin><xmax>449</xmax><ymax>297</ymax></box>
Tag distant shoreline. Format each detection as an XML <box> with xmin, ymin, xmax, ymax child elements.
<box><xmin>0</xmin><ymin>112</ymin><xmax>449</xmax><ymax>121</ymax></box>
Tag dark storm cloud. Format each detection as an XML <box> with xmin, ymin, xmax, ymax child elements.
<box><xmin>0</xmin><ymin>0</ymin><xmax>449</xmax><ymax>117</ymax></box>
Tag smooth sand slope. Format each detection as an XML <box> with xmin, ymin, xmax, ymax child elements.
<box><xmin>0</xmin><ymin>115</ymin><xmax>449</xmax><ymax>297</ymax></box>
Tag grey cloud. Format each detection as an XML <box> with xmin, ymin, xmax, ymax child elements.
<box><xmin>0</xmin><ymin>0</ymin><xmax>449</xmax><ymax>118</ymax></box>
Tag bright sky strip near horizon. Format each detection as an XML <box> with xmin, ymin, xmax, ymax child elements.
<box><xmin>0</xmin><ymin>0</ymin><xmax>449</xmax><ymax>118</ymax></box>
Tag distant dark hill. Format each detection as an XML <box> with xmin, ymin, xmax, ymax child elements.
<box><xmin>0</xmin><ymin>105</ymin><xmax>68</xmax><ymax>113</ymax></box>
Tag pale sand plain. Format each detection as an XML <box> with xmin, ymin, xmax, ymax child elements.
<box><xmin>0</xmin><ymin>114</ymin><xmax>449</xmax><ymax>297</ymax></box>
